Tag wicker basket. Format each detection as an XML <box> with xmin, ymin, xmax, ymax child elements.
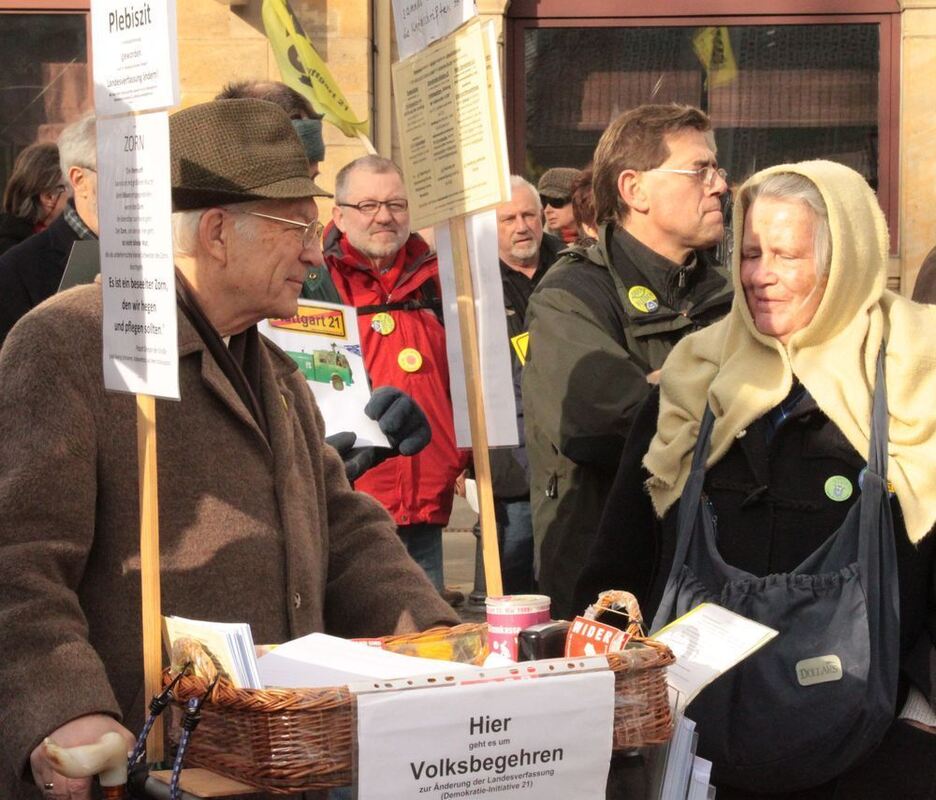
<box><xmin>168</xmin><ymin>620</ymin><xmax>673</xmax><ymax>794</ymax></box>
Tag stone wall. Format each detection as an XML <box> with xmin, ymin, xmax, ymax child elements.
<box><xmin>899</xmin><ymin>2</ymin><xmax>936</xmax><ymax>295</ymax></box>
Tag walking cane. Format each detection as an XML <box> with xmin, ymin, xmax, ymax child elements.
<box><xmin>43</xmin><ymin>669</ymin><xmax>214</xmax><ymax>800</ymax></box>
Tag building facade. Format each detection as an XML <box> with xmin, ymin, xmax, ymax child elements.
<box><xmin>1</xmin><ymin>0</ymin><xmax>933</xmax><ymax>292</ymax></box>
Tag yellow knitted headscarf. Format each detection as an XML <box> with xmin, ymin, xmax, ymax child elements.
<box><xmin>644</xmin><ymin>160</ymin><xmax>936</xmax><ymax>543</ymax></box>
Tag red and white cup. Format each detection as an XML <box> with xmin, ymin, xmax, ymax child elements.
<box><xmin>485</xmin><ymin>594</ymin><xmax>551</xmax><ymax>661</ymax></box>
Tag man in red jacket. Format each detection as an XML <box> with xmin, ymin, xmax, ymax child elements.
<box><xmin>317</xmin><ymin>155</ymin><xmax>463</xmax><ymax>593</ymax></box>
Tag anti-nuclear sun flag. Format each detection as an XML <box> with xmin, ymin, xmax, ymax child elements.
<box><xmin>261</xmin><ymin>0</ymin><xmax>369</xmax><ymax>138</ymax></box>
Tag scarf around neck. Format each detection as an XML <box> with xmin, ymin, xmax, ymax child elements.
<box><xmin>644</xmin><ymin>159</ymin><xmax>936</xmax><ymax>544</ymax></box>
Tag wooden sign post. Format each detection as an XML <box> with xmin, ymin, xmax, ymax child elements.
<box><xmin>449</xmin><ymin>220</ymin><xmax>502</xmax><ymax>596</ymax></box>
<box><xmin>137</xmin><ymin>395</ymin><xmax>164</xmax><ymax>762</ymax></box>
<box><xmin>392</xmin><ymin>18</ymin><xmax>514</xmax><ymax>598</ymax></box>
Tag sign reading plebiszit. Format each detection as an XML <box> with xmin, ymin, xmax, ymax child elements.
<box><xmin>91</xmin><ymin>0</ymin><xmax>179</xmax><ymax>398</ymax></box>
<box><xmin>91</xmin><ymin>0</ymin><xmax>179</xmax><ymax>115</ymax></box>
<box><xmin>355</xmin><ymin>669</ymin><xmax>615</xmax><ymax>799</ymax></box>
<box><xmin>97</xmin><ymin>112</ymin><xmax>179</xmax><ymax>399</ymax></box>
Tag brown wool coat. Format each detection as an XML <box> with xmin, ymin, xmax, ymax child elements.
<box><xmin>0</xmin><ymin>284</ymin><xmax>458</xmax><ymax>798</ymax></box>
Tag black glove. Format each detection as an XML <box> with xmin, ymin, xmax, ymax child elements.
<box><xmin>325</xmin><ymin>430</ymin><xmax>383</xmax><ymax>483</ymax></box>
<box><xmin>325</xmin><ymin>389</ymin><xmax>431</xmax><ymax>482</ymax></box>
<box><xmin>364</xmin><ymin>386</ymin><xmax>432</xmax><ymax>456</ymax></box>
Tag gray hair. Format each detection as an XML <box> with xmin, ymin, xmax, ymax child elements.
<box><xmin>510</xmin><ymin>175</ymin><xmax>541</xmax><ymax>214</ymax></box>
<box><xmin>171</xmin><ymin>199</ymin><xmax>267</xmax><ymax>256</ymax></box>
<box><xmin>742</xmin><ymin>172</ymin><xmax>832</xmax><ymax>277</ymax></box>
<box><xmin>57</xmin><ymin>112</ymin><xmax>97</xmax><ymax>174</ymax></box>
<box><xmin>334</xmin><ymin>155</ymin><xmax>404</xmax><ymax>203</ymax></box>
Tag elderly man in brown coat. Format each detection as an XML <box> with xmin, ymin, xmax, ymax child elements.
<box><xmin>0</xmin><ymin>99</ymin><xmax>458</xmax><ymax>800</ymax></box>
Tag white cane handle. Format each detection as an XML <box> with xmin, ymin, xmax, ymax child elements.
<box><xmin>44</xmin><ymin>730</ymin><xmax>129</xmax><ymax>787</ymax></box>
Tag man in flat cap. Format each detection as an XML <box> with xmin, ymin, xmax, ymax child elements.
<box><xmin>0</xmin><ymin>99</ymin><xmax>457</xmax><ymax>800</ymax></box>
<box><xmin>537</xmin><ymin>167</ymin><xmax>581</xmax><ymax>245</ymax></box>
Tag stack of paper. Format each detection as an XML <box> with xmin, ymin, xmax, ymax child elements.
<box><xmin>163</xmin><ymin>615</ymin><xmax>261</xmax><ymax>689</ymax></box>
<box><xmin>687</xmin><ymin>756</ymin><xmax>714</xmax><ymax>800</ymax></box>
<box><xmin>257</xmin><ymin>632</ymin><xmax>479</xmax><ymax>688</ymax></box>
<box><xmin>163</xmin><ymin>620</ymin><xmax>481</xmax><ymax>691</ymax></box>
<box><xmin>658</xmin><ymin>714</ymin><xmax>699</xmax><ymax>800</ymax></box>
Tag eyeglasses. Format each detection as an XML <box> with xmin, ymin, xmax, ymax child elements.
<box><xmin>540</xmin><ymin>195</ymin><xmax>570</xmax><ymax>209</ymax></box>
<box><xmin>239</xmin><ymin>210</ymin><xmax>324</xmax><ymax>249</ymax></box>
<box><xmin>336</xmin><ymin>199</ymin><xmax>408</xmax><ymax>216</ymax></box>
<box><xmin>647</xmin><ymin>165</ymin><xmax>728</xmax><ymax>188</ymax></box>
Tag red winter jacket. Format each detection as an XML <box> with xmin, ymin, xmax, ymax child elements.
<box><xmin>323</xmin><ymin>224</ymin><xmax>464</xmax><ymax>526</ymax></box>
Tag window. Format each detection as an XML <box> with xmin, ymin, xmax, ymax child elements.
<box><xmin>507</xmin><ymin>4</ymin><xmax>899</xmax><ymax>243</ymax></box>
<box><xmin>0</xmin><ymin>10</ymin><xmax>91</xmax><ymax>191</ymax></box>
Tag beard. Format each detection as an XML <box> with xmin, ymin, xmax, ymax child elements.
<box><xmin>510</xmin><ymin>240</ymin><xmax>538</xmax><ymax>262</ymax></box>
<box><xmin>349</xmin><ymin>225</ymin><xmax>408</xmax><ymax>261</ymax></box>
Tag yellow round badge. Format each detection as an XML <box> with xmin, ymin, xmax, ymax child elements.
<box><xmin>628</xmin><ymin>285</ymin><xmax>659</xmax><ymax>313</ymax></box>
<box><xmin>371</xmin><ymin>312</ymin><xmax>396</xmax><ymax>335</ymax></box>
<box><xmin>398</xmin><ymin>347</ymin><xmax>423</xmax><ymax>373</ymax></box>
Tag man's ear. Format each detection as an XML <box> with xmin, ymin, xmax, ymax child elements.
<box><xmin>67</xmin><ymin>166</ymin><xmax>85</xmax><ymax>196</ymax></box>
<box><xmin>332</xmin><ymin>204</ymin><xmax>346</xmax><ymax>233</ymax></box>
<box><xmin>617</xmin><ymin>169</ymin><xmax>650</xmax><ymax>214</ymax></box>
<box><xmin>198</xmin><ymin>208</ymin><xmax>228</xmax><ymax>263</ymax></box>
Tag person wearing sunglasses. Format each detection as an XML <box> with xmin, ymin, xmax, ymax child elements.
<box><xmin>522</xmin><ymin>103</ymin><xmax>734</xmax><ymax>621</ymax></box>
<box><xmin>537</xmin><ymin>167</ymin><xmax>581</xmax><ymax>244</ymax></box>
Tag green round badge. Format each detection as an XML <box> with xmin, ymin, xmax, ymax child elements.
<box><xmin>824</xmin><ymin>475</ymin><xmax>853</xmax><ymax>502</ymax></box>
<box><xmin>628</xmin><ymin>285</ymin><xmax>659</xmax><ymax>313</ymax></box>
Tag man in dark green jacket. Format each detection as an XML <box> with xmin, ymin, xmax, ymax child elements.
<box><xmin>522</xmin><ymin>104</ymin><xmax>733</xmax><ymax>619</ymax></box>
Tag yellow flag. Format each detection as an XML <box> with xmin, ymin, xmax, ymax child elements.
<box><xmin>261</xmin><ymin>0</ymin><xmax>369</xmax><ymax>138</ymax></box>
<box><xmin>692</xmin><ymin>26</ymin><xmax>738</xmax><ymax>89</ymax></box>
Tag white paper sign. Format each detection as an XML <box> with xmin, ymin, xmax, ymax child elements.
<box><xmin>436</xmin><ymin>211</ymin><xmax>518</xmax><ymax>449</ymax></box>
<box><xmin>355</xmin><ymin>670</ymin><xmax>615</xmax><ymax>800</ymax></box>
<box><xmin>97</xmin><ymin>112</ymin><xmax>178</xmax><ymax>399</ymax></box>
<box><xmin>259</xmin><ymin>300</ymin><xmax>389</xmax><ymax>447</ymax></box>
<box><xmin>392</xmin><ymin>0</ymin><xmax>476</xmax><ymax>60</ymax></box>
<box><xmin>91</xmin><ymin>0</ymin><xmax>179</xmax><ymax>114</ymax></box>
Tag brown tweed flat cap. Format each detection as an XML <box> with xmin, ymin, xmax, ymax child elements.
<box><xmin>169</xmin><ymin>98</ymin><xmax>330</xmax><ymax>210</ymax></box>
<box><xmin>537</xmin><ymin>167</ymin><xmax>582</xmax><ymax>200</ymax></box>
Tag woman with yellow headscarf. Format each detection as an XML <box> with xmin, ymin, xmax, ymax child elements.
<box><xmin>577</xmin><ymin>160</ymin><xmax>936</xmax><ymax>798</ymax></box>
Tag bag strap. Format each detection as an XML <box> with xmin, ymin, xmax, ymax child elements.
<box><xmin>857</xmin><ymin>344</ymin><xmax>894</xmax><ymax>575</ymax></box>
<box><xmin>357</xmin><ymin>280</ymin><xmax>444</xmax><ymax>323</ymax></box>
<box><xmin>356</xmin><ymin>297</ymin><xmax>442</xmax><ymax>315</ymax></box>
<box><xmin>865</xmin><ymin>345</ymin><xmax>888</xmax><ymax>481</ymax></box>
<box><xmin>649</xmin><ymin>405</ymin><xmax>716</xmax><ymax>632</ymax></box>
